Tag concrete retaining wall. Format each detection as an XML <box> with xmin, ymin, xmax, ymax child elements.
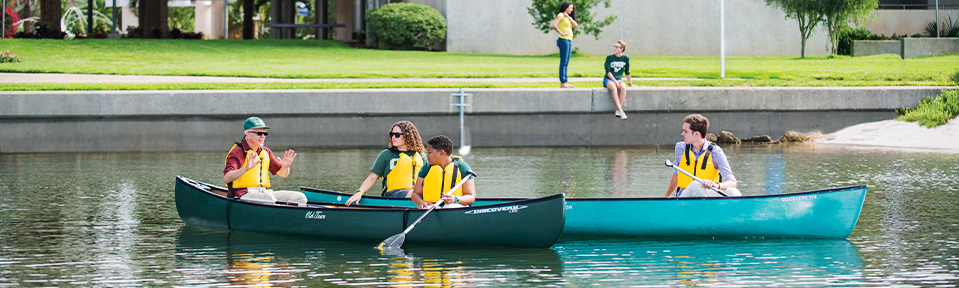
<box><xmin>852</xmin><ymin>40</ymin><xmax>902</xmax><ymax>57</ymax></box>
<box><xmin>0</xmin><ymin>87</ymin><xmax>952</xmax><ymax>153</ymax></box>
<box><xmin>903</xmin><ymin>38</ymin><xmax>959</xmax><ymax>58</ymax></box>
<box><xmin>852</xmin><ymin>38</ymin><xmax>959</xmax><ymax>58</ymax></box>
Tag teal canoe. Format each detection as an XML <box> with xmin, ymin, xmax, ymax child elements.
<box><xmin>175</xmin><ymin>176</ymin><xmax>566</xmax><ymax>248</ymax></box>
<box><xmin>302</xmin><ymin>185</ymin><xmax>868</xmax><ymax>239</ymax></box>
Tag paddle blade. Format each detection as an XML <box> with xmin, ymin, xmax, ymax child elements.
<box><xmin>376</xmin><ymin>233</ymin><xmax>406</xmax><ymax>250</ymax></box>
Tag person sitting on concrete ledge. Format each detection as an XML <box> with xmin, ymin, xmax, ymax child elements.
<box><xmin>223</xmin><ymin>117</ymin><xmax>307</xmax><ymax>204</ymax></box>
<box><xmin>665</xmin><ymin>114</ymin><xmax>741</xmax><ymax>198</ymax></box>
<box><xmin>604</xmin><ymin>40</ymin><xmax>635</xmax><ymax>120</ymax></box>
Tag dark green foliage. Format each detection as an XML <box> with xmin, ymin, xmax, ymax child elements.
<box><xmin>365</xmin><ymin>3</ymin><xmax>446</xmax><ymax>50</ymax></box>
<box><xmin>951</xmin><ymin>70</ymin><xmax>959</xmax><ymax>85</ymax></box>
<box><xmin>924</xmin><ymin>16</ymin><xmax>959</xmax><ymax>37</ymax></box>
<box><xmin>527</xmin><ymin>0</ymin><xmax>616</xmax><ymax>40</ymax></box>
<box><xmin>836</xmin><ymin>26</ymin><xmax>901</xmax><ymax>55</ymax></box>
<box><xmin>14</xmin><ymin>21</ymin><xmax>66</xmax><ymax>39</ymax></box>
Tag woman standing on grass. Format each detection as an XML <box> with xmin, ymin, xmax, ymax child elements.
<box><xmin>605</xmin><ymin>40</ymin><xmax>635</xmax><ymax>119</ymax></box>
<box><xmin>345</xmin><ymin>121</ymin><xmax>427</xmax><ymax>206</ymax></box>
<box><xmin>551</xmin><ymin>1</ymin><xmax>578</xmax><ymax>88</ymax></box>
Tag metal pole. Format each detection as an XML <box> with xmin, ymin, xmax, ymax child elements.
<box><xmin>720</xmin><ymin>0</ymin><xmax>725</xmax><ymax>79</ymax></box>
<box><xmin>88</xmin><ymin>0</ymin><xmax>94</xmax><ymax>36</ymax></box>
<box><xmin>936</xmin><ymin>0</ymin><xmax>940</xmax><ymax>38</ymax></box>
<box><xmin>224</xmin><ymin>0</ymin><xmax>229</xmax><ymax>39</ymax></box>
<box><xmin>111</xmin><ymin>0</ymin><xmax>117</xmax><ymax>33</ymax></box>
<box><xmin>459</xmin><ymin>89</ymin><xmax>465</xmax><ymax>147</ymax></box>
<box><xmin>2</xmin><ymin>0</ymin><xmax>6</xmax><ymax>39</ymax></box>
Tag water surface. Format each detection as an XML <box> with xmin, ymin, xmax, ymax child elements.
<box><xmin>1</xmin><ymin>144</ymin><xmax>957</xmax><ymax>286</ymax></box>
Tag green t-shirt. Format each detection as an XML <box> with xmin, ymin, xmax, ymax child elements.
<box><xmin>370</xmin><ymin>148</ymin><xmax>427</xmax><ymax>177</ymax></box>
<box><xmin>604</xmin><ymin>54</ymin><xmax>631</xmax><ymax>80</ymax></box>
<box><xmin>417</xmin><ymin>156</ymin><xmax>472</xmax><ymax>179</ymax></box>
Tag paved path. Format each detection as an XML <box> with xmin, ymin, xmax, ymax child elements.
<box><xmin>0</xmin><ymin>73</ymin><xmax>699</xmax><ymax>84</ymax></box>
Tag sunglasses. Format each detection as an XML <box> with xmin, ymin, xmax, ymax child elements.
<box><xmin>390</xmin><ymin>132</ymin><xmax>403</xmax><ymax>138</ymax></box>
<box><xmin>249</xmin><ymin>131</ymin><xmax>269</xmax><ymax>136</ymax></box>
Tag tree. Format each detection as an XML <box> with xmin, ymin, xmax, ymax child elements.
<box><xmin>822</xmin><ymin>0</ymin><xmax>877</xmax><ymax>54</ymax></box>
<box><xmin>138</xmin><ymin>0</ymin><xmax>168</xmax><ymax>38</ymax></box>
<box><xmin>528</xmin><ymin>0</ymin><xmax>616</xmax><ymax>40</ymax></box>
<box><xmin>40</xmin><ymin>0</ymin><xmax>62</xmax><ymax>33</ymax></box>
<box><xmin>765</xmin><ymin>0</ymin><xmax>825</xmax><ymax>58</ymax></box>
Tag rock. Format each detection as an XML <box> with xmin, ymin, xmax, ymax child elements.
<box><xmin>705</xmin><ymin>133</ymin><xmax>718</xmax><ymax>143</ymax></box>
<box><xmin>716</xmin><ymin>131</ymin><xmax>741</xmax><ymax>144</ymax></box>
<box><xmin>779</xmin><ymin>131</ymin><xmax>823</xmax><ymax>143</ymax></box>
<box><xmin>741</xmin><ymin>135</ymin><xmax>774</xmax><ymax>143</ymax></box>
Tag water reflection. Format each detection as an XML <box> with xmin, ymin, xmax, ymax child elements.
<box><xmin>174</xmin><ymin>226</ymin><xmax>563</xmax><ymax>286</ymax></box>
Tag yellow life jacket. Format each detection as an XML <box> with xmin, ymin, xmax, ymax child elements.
<box><xmin>226</xmin><ymin>144</ymin><xmax>271</xmax><ymax>189</ymax></box>
<box><xmin>422</xmin><ymin>156</ymin><xmax>464</xmax><ymax>203</ymax></box>
<box><xmin>677</xmin><ymin>142</ymin><xmax>720</xmax><ymax>189</ymax></box>
<box><xmin>383</xmin><ymin>150</ymin><xmax>425</xmax><ymax>193</ymax></box>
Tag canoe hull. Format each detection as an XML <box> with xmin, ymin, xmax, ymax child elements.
<box><xmin>175</xmin><ymin>176</ymin><xmax>565</xmax><ymax>248</ymax></box>
<box><xmin>303</xmin><ymin>185</ymin><xmax>867</xmax><ymax>239</ymax></box>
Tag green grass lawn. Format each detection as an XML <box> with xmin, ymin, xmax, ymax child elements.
<box><xmin>1</xmin><ymin>38</ymin><xmax>958</xmax><ymax>90</ymax></box>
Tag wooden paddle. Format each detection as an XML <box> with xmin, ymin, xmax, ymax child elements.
<box><xmin>376</xmin><ymin>173</ymin><xmax>475</xmax><ymax>250</ymax></box>
<box><xmin>664</xmin><ymin>160</ymin><xmax>729</xmax><ymax>197</ymax></box>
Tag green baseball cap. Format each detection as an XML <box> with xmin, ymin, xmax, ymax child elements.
<box><xmin>243</xmin><ymin>117</ymin><xmax>270</xmax><ymax>130</ymax></box>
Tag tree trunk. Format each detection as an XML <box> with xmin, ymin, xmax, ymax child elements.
<box><xmin>801</xmin><ymin>37</ymin><xmax>806</xmax><ymax>58</ymax></box>
<box><xmin>243</xmin><ymin>0</ymin><xmax>254</xmax><ymax>39</ymax></box>
<box><xmin>138</xmin><ymin>0</ymin><xmax>168</xmax><ymax>38</ymax></box>
<box><xmin>22</xmin><ymin>0</ymin><xmax>34</xmax><ymax>32</ymax></box>
<box><xmin>39</xmin><ymin>0</ymin><xmax>62</xmax><ymax>33</ymax></box>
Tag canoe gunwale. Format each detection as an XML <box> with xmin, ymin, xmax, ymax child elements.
<box><xmin>302</xmin><ymin>184</ymin><xmax>868</xmax><ymax>202</ymax></box>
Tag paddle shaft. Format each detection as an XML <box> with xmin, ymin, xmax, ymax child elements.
<box><xmin>400</xmin><ymin>174</ymin><xmax>474</xmax><ymax>234</ymax></box>
<box><xmin>665</xmin><ymin>160</ymin><xmax>728</xmax><ymax>197</ymax></box>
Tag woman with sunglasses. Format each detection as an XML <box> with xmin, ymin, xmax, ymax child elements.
<box><xmin>346</xmin><ymin>121</ymin><xmax>427</xmax><ymax>205</ymax></box>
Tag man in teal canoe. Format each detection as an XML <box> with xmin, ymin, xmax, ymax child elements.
<box><xmin>411</xmin><ymin>135</ymin><xmax>476</xmax><ymax>209</ymax></box>
<box><xmin>223</xmin><ymin>117</ymin><xmax>307</xmax><ymax>204</ymax></box>
<box><xmin>665</xmin><ymin>114</ymin><xmax>742</xmax><ymax>198</ymax></box>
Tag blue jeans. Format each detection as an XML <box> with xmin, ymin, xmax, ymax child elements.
<box><xmin>556</xmin><ymin>38</ymin><xmax>572</xmax><ymax>84</ymax></box>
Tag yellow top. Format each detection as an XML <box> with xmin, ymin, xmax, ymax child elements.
<box><xmin>557</xmin><ymin>13</ymin><xmax>573</xmax><ymax>40</ymax></box>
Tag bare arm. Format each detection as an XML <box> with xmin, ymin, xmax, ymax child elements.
<box><xmin>665</xmin><ymin>174</ymin><xmax>679</xmax><ymax>198</ymax></box>
<box><xmin>551</xmin><ymin>14</ymin><xmax>569</xmax><ymax>36</ymax></box>
<box><xmin>626</xmin><ymin>74</ymin><xmax>635</xmax><ymax>87</ymax></box>
<box><xmin>346</xmin><ymin>172</ymin><xmax>381</xmax><ymax>206</ymax></box>
<box><xmin>411</xmin><ymin>177</ymin><xmax>428</xmax><ymax>209</ymax></box>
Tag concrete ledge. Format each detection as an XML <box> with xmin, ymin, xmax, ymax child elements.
<box><xmin>852</xmin><ymin>40</ymin><xmax>901</xmax><ymax>57</ymax></box>
<box><xmin>1</xmin><ymin>87</ymin><xmax>954</xmax><ymax>152</ymax></box>
<box><xmin>903</xmin><ymin>38</ymin><xmax>959</xmax><ymax>58</ymax></box>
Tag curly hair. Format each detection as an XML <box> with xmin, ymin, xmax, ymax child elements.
<box><xmin>387</xmin><ymin>121</ymin><xmax>425</xmax><ymax>153</ymax></box>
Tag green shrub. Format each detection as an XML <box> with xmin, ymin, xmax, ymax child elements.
<box><xmin>365</xmin><ymin>3</ymin><xmax>446</xmax><ymax>50</ymax></box>
<box><xmin>897</xmin><ymin>90</ymin><xmax>959</xmax><ymax>128</ymax></box>
<box><xmin>836</xmin><ymin>26</ymin><xmax>901</xmax><ymax>55</ymax></box>
<box><xmin>924</xmin><ymin>16</ymin><xmax>959</xmax><ymax>37</ymax></box>
<box><xmin>951</xmin><ymin>69</ymin><xmax>959</xmax><ymax>85</ymax></box>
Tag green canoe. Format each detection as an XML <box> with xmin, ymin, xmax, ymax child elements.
<box><xmin>175</xmin><ymin>176</ymin><xmax>566</xmax><ymax>248</ymax></box>
<box><xmin>302</xmin><ymin>185</ymin><xmax>868</xmax><ymax>239</ymax></box>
